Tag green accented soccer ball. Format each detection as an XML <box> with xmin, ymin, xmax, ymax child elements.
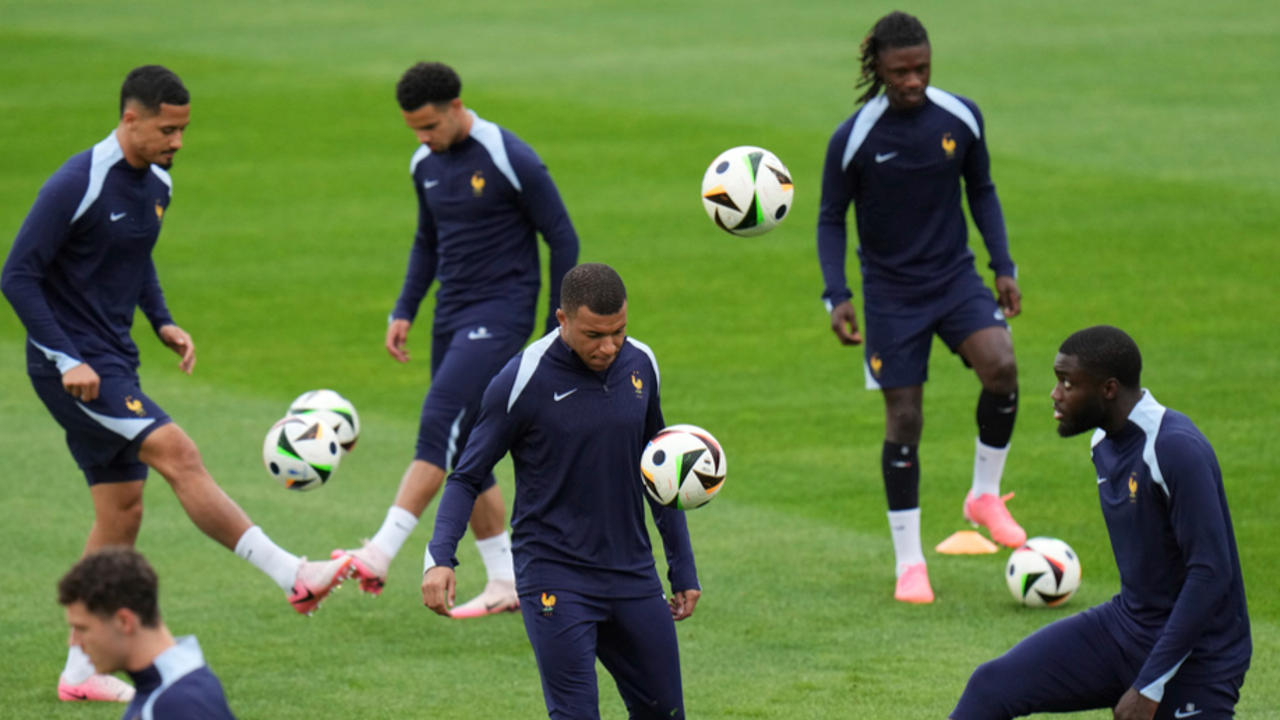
<box><xmin>1005</xmin><ymin>537</ymin><xmax>1082</xmax><ymax>608</ymax></box>
<box><xmin>263</xmin><ymin>415</ymin><xmax>342</xmax><ymax>491</ymax></box>
<box><xmin>700</xmin><ymin>146</ymin><xmax>794</xmax><ymax>237</ymax></box>
<box><xmin>640</xmin><ymin>424</ymin><xmax>726</xmax><ymax>510</ymax></box>
<box><xmin>288</xmin><ymin>388</ymin><xmax>360</xmax><ymax>453</ymax></box>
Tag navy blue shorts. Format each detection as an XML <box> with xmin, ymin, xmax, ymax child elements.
<box><xmin>415</xmin><ymin>323</ymin><xmax>526</xmax><ymax>484</ymax></box>
<box><xmin>30</xmin><ymin>373</ymin><xmax>171</xmax><ymax>485</ymax></box>
<box><xmin>521</xmin><ymin>590</ymin><xmax>684</xmax><ymax>720</ymax></box>
<box><xmin>861</xmin><ymin>272</ymin><xmax>1006</xmax><ymax>390</ymax></box>
<box><xmin>952</xmin><ymin>603</ymin><xmax>1245</xmax><ymax>719</ymax></box>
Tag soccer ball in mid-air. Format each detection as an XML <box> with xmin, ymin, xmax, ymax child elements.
<box><xmin>640</xmin><ymin>424</ymin><xmax>726</xmax><ymax>510</ymax></box>
<box><xmin>289</xmin><ymin>388</ymin><xmax>360</xmax><ymax>453</ymax></box>
<box><xmin>1005</xmin><ymin>537</ymin><xmax>1082</xmax><ymax>608</ymax></box>
<box><xmin>700</xmin><ymin>145</ymin><xmax>794</xmax><ymax>237</ymax></box>
<box><xmin>263</xmin><ymin>415</ymin><xmax>343</xmax><ymax>491</ymax></box>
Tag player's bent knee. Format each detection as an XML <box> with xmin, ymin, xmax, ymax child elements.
<box><xmin>953</xmin><ymin>658</ymin><xmax>1018</xmax><ymax>720</ymax></box>
<box><xmin>140</xmin><ymin>424</ymin><xmax>209</xmax><ymax>483</ymax></box>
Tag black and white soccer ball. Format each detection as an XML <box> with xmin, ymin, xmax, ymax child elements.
<box><xmin>640</xmin><ymin>424</ymin><xmax>726</xmax><ymax>510</ymax></box>
<box><xmin>700</xmin><ymin>145</ymin><xmax>794</xmax><ymax>237</ymax></box>
<box><xmin>262</xmin><ymin>415</ymin><xmax>342</xmax><ymax>491</ymax></box>
<box><xmin>288</xmin><ymin>388</ymin><xmax>360</xmax><ymax>453</ymax></box>
<box><xmin>1005</xmin><ymin>537</ymin><xmax>1082</xmax><ymax>608</ymax></box>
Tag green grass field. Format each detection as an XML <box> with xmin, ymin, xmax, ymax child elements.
<box><xmin>2</xmin><ymin>1</ymin><xmax>1277</xmax><ymax>717</ymax></box>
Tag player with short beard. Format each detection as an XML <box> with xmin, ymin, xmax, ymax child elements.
<box><xmin>952</xmin><ymin>326</ymin><xmax>1250</xmax><ymax>720</ymax></box>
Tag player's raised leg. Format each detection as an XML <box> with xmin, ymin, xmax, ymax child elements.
<box><xmin>137</xmin><ymin>423</ymin><xmax>353</xmax><ymax>615</ymax></box>
<box><xmin>956</xmin><ymin>326</ymin><xmax>1025</xmax><ymax>548</ymax></box>
<box><xmin>882</xmin><ymin>385</ymin><xmax>933</xmax><ymax>604</ymax></box>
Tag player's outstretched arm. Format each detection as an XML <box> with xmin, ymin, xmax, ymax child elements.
<box><xmin>158</xmin><ymin>324</ymin><xmax>195</xmax><ymax>374</ymax></box>
<box><xmin>422</xmin><ymin>566</ymin><xmax>456</xmax><ymax>616</ymax></box>
<box><xmin>994</xmin><ymin>276</ymin><xmax>1021</xmax><ymax>318</ymax></box>
<box><xmin>829</xmin><ymin>300</ymin><xmax>863</xmax><ymax>346</ymax></box>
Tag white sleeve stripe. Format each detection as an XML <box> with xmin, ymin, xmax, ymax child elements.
<box><xmin>1131</xmin><ymin>391</ymin><xmax>1170</xmax><ymax>499</ymax></box>
<box><xmin>410</xmin><ymin>144</ymin><xmax>431</xmax><ymax>175</ymax></box>
<box><xmin>469</xmin><ymin>113</ymin><xmax>521</xmax><ymax>192</ymax></box>
<box><xmin>925</xmin><ymin>87</ymin><xmax>981</xmax><ymax>139</ymax></box>
<box><xmin>150</xmin><ymin>164</ymin><xmax>173</xmax><ymax>191</ymax></box>
<box><xmin>1138</xmin><ymin>649</ymin><xmax>1191</xmax><ymax>703</ymax></box>
<box><xmin>29</xmin><ymin>338</ymin><xmax>82</xmax><ymax>374</ymax></box>
<box><xmin>72</xmin><ymin>132</ymin><xmax>124</xmax><ymax>223</ymax></box>
<box><xmin>842</xmin><ymin>96</ymin><xmax>889</xmax><ymax>171</ymax></box>
<box><xmin>625</xmin><ymin>337</ymin><xmax>659</xmax><ymax>388</ymax></box>
<box><xmin>508</xmin><ymin>330</ymin><xmax>558</xmax><ymax>411</ymax></box>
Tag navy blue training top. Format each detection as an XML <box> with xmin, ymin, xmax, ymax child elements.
<box><xmin>817</xmin><ymin>87</ymin><xmax>1014</xmax><ymax>306</ymax></box>
<box><xmin>392</xmin><ymin>111</ymin><xmax>579</xmax><ymax>336</ymax></box>
<box><xmin>428</xmin><ymin>331</ymin><xmax>699</xmax><ymax>598</ymax></box>
<box><xmin>122</xmin><ymin>636</ymin><xmax>236</xmax><ymax>720</ymax></box>
<box><xmin>3</xmin><ymin>131</ymin><xmax>175</xmax><ymax>378</ymax></box>
<box><xmin>1090</xmin><ymin>391</ymin><xmax>1251</xmax><ymax>701</ymax></box>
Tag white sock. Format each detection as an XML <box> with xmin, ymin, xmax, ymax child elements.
<box><xmin>370</xmin><ymin>505</ymin><xmax>418</xmax><ymax>558</ymax></box>
<box><xmin>475</xmin><ymin>531</ymin><xmax>515</xmax><ymax>582</ymax></box>
<box><xmin>234</xmin><ymin>526</ymin><xmax>302</xmax><ymax>592</ymax></box>
<box><xmin>61</xmin><ymin>645</ymin><xmax>96</xmax><ymax>684</ymax></box>
<box><xmin>888</xmin><ymin>508</ymin><xmax>925</xmax><ymax>577</ymax></box>
<box><xmin>971</xmin><ymin>439</ymin><xmax>1011</xmax><ymax>498</ymax></box>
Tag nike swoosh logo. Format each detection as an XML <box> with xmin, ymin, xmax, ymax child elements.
<box><xmin>110</xmin><ymin>212</ymin><xmax>127</xmax><ymax>222</ymax></box>
<box><xmin>423</xmin><ymin>179</ymin><xmax>440</xmax><ymax>189</ymax></box>
<box><xmin>553</xmin><ymin>389</ymin><xmax>577</xmax><ymax>402</ymax></box>
<box><xmin>874</xmin><ymin>152</ymin><xmax>898</xmax><ymax>164</ymax></box>
<box><xmin>1174</xmin><ymin>710</ymin><xmax>1202</xmax><ymax>719</ymax></box>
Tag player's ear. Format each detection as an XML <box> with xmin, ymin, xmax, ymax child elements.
<box><xmin>1099</xmin><ymin>377</ymin><xmax>1120</xmax><ymax>401</ymax></box>
<box><xmin>555</xmin><ymin>308</ymin><xmax>567</xmax><ymax>329</ymax></box>
<box><xmin>112</xmin><ymin>608</ymin><xmax>139</xmax><ymax>634</ymax></box>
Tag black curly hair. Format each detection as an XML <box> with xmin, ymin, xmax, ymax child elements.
<box><xmin>396</xmin><ymin>62</ymin><xmax>462</xmax><ymax>112</ymax></box>
<box><xmin>58</xmin><ymin>547</ymin><xmax>162</xmax><ymax>627</ymax></box>
<box><xmin>855</xmin><ymin>11</ymin><xmax>929</xmax><ymax>104</ymax></box>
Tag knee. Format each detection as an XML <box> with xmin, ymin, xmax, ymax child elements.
<box><xmin>151</xmin><ymin>433</ymin><xmax>208</xmax><ymax>485</ymax></box>
<box><xmin>885</xmin><ymin>404</ymin><xmax>924</xmax><ymax>443</ymax></box>
<box><xmin>981</xmin><ymin>355</ymin><xmax>1018</xmax><ymax>395</ymax></box>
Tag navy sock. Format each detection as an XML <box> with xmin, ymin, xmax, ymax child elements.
<box><xmin>977</xmin><ymin>388</ymin><xmax>1018</xmax><ymax>448</ymax></box>
<box><xmin>882</xmin><ymin>442</ymin><xmax>919</xmax><ymax>511</ymax></box>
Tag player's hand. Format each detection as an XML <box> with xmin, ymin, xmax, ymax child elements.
<box><xmin>158</xmin><ymin>324</ymin><xmax>196</xmax><ymax>374</ymax></box>
<box><xmin>62</xmin><ymin>363</ymin><xmax>101</xmax><ymax>403</ymax></box>
<box><xmin>995</xmin><ymin>276</ymin><xmax>1022</xmax><ymax>318</ymax></box>
<box><xmin>422</xmin><ymin>566</ymin><xmax>456</xmax><ymax>617</ymax></box>
<box><xmin>386</xmin><ymin>318</ymin><xmax>412</xmax><ymax>363</ymax></box>
<box><xmin>1112</xmin><ymin>687</ymin><xmax>1157</xmax><ymax>720</ymax></box>
<box><xmin>669</xmin><ymin>588</ymin><xmax>701</xmax><ymax>621</ymax></box>
<box><xmin>829</xmin><ymin>300</ymin><xmax>863</xmax><ymax>346</ymax></box>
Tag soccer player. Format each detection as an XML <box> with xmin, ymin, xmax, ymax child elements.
<box><xmin>58</xmin><ymin>547</ymin><xmax>237</xmax><ymax>719</ymax></box>
<box><xmin>816</xmin><ymin>11</ymin><xmax>1024</xmax><ymax>604</ymax></box>
<box><xmin>2</xmin><ymin>65</ymin><xmax>354</xmax><ymax>701</ymax></box>
<box><xmin>334</xmin><ymin>61</ymin><xmax>579</xmax><ymax>616</ymax></box>
<box><xmin>422</xmin><ymin>263</ymin><xmax>700</xmax><ymax>718</ymax></box>
<box><xmin>951</xmin><ymin>326</ymin><xmax>1251</xmax><ymax>719</ymax></box>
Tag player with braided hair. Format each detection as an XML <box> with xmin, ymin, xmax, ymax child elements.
<box><xmin>817</xmin><ymin>11</ymin><xmax>1025</xmax><ymax>603</ymax></box>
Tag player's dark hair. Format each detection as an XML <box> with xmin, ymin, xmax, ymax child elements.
<box><xmin>561</xmin><ymin>263</ymin><xmax>627</xmax><ymax>316</ymax></box>
<box><xmin>397</xmin><ymin>62</ymin><xmax>462</xmax><ymax>112</ymax></box>
<box><xmin>1059</xmin><ymin>326</ymin><xmax>1143</xmax><ymax>389</ymax></box>
<box><xmin>58</xmin><ymin>547</ymin><xmax>161</xmax><ymax>627</ymax></box>
<box><xmin>855</xmin><ymin>11</ymin><xmax>929</xmax><ymax>104</ymax></box>
<box><xmin>119</xmin><ymin>65</ymin><xmax>189</xmax><ymax>117</ymax></box>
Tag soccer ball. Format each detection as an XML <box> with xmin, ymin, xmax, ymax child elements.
<box><xmin>640</xmin><ymin>424</ymin><xmax>726</xmax><ymax>510</ymax></box>
<box><xmin>288</xmin><ymin>389</ymin><xmax>360</xmax><ymax>453</ymax></box>
<box><xmin>1005</xmin><ymin>537</ymin><xmax>1082</xmax><ymax>608</ymax></box>
<box><xmin>700</xmin><ymin>146</ymin><xmax>794</xmax><ymax>237</ymax></box>
<box><xmin>262</xmin><ymin>415</ymin><xmax>343</xmax><ymax>491</ymax></box>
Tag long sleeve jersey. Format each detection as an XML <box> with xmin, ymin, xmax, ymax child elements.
<box><xmin>122</xmin><ymin>636</ymin><xmax>237</xmax><ymax>720</ymax></box>
<box><xmin>817</xmin><ymin>87</ymin><xmax>1014</xmax><ymax>306</ymax></box>
<box><xmin>428</xmin><ymin>331</ymin><xmax>699</xmax><ymax>599</ymax></box>
<box><xmin>2</xmin><ymin>131</ymin><xmax>174</xmax><ymax>378</ymax></box>
<box><xmin>1090</xmin><ymin>391</ymin><xmax>1251</xmax><ymax>700</ymax></box>
<box><xmin>392</xmin><ymin>111</ymin><xmax>579</xmax><ymax>336</ymax></box>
